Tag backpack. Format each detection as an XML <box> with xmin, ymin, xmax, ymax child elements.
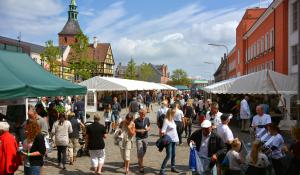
<box><xmin>157</xmin><ymin>113</ymin><xmax>166</xmax><ymax>129</ymax></box>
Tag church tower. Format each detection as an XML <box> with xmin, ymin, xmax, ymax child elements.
<box><xmin>58</xmin><ymin>0</ymin><xmax>81</xmax><ymax>46</ymax></box>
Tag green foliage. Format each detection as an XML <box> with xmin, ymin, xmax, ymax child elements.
<box><xmin>139</xmin><ymin>63</ymin><xmax>155</xmax><ymax>81</ymax></box>
<box><xmin>125</xmin><ymin>58</ymin><xmax>137</xmax><ymax>80</ymax></box>
<box><xmin>170</xmin><ymin>69</ymin><xmax>191</xmax><ymax>86</ymax></box>
<box><xmin>68</xmin><ymin>32</ymin><xmax>96</xmax><ymax>81</ymax></box>
<box><xmin>41</xmin><ymin>40</ymin><xmax>60</xmax><ymax>73</ymax></box>
<box><xmin>55</xmin><ymin>105</ymin><xmax>65</xmax><ymax>114</ymax></box>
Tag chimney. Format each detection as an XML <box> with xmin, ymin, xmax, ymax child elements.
<box><xmin>93</xmin><ymin>36</ymin><xmax>98</xmax><ymax>48</ymax></box>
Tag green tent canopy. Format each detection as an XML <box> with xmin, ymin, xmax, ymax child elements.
<box><xmin>0</xmin><ymin>50</ymin><xmax>87</xmax><ymax>99</ymax></box>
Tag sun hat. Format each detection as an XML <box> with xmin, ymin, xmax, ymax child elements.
<box><xmin>201</xmin><ymin>120</ymin><xmax>212</xmax><ymax>128</ymax></box>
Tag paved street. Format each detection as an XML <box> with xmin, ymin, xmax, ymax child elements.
<box><xmin>16</xmin><ymin>104</ymin><xmax>250</xmax><ymax>175</ymax></box>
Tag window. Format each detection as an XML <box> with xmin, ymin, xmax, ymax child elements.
<box><xmin>64</xmin><ymin>37</ymin><xmax>67</xmax><ymax>43</ymax></box>
<box><xmin>254</xmin><ymin>42</ymin><xmax>257</xmax><ymax>57</ymax></box>
<box><xmin>293</xmin><ymin>1</ymin><xmax>298</xmax><ymax>31</ymax></box>
<box><xmin>256</xmin><ymin>40</ymin><xmax>260</xmax><ymax>56</ymax></box>
<box><xmin>261</xmin><ymin>36</ymin><xmax>265</xmax><ymax>52</ymax></box>
<box><xmin>237</xmin><ymin>49</ymin><xmax>240</xmax><ymax>64</ymax></box>
<box><xmin>265</xmin><ymin>33</ymin><xmax>269</xmax><ymax>50</ymax></box>
<box><xmin>270</xmin><ymin>29</ymin><xmax>274</xmax><ymax>48</ymax></box>
<box><xmin>292</xmin><ymin>45</ymin><xmax>299</xmax><ymax>65</ymax></box>
<box><xmin>270</xmin><ymin>60</ymin><xmax>274</xmax><ymax>70</ymax></box>
<box><xmin>87</xmin><ymin>92</ymin><xmax>94</xmax><ymax>106</ymax></box>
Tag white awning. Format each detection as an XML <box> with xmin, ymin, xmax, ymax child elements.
<box><xmin>79</xmin><ymin>76</ymin><xmax>177</xmax><ymax>91</ymax></box>
<box><xmin>203</xmin><ymin>70</ymin><xmax>297</xmax><ymax>95</ymax></box>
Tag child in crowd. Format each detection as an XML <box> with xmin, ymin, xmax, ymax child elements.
<box><xmin>226</xmin><ymin>138</ymin><xmax>243</xmax><ymax>175</ymax></box>
<box><xmin>246</xmin><ymin>141</ymin><xmax>270</xmax><ymax>175</ymax></box>
<box><xmin>267</xmin><ymin>124</ymin><xmax>285</xmax><ymax>175</ymax></box>
<box><xmin>104</xmin><ymin>104</ymin><xmax>112</xmax><ymax>133</ymax></box>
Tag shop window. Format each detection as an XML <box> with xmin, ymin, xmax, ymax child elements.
<box><xmin>292</xmin><ymin>1</ymin><xmax>298</xmax><ymax>31</ymax></box>
<box><xmin>292</xmin><ymin>45</ymin><xmax>298</xmax><ymax>65</ymax></box>
<box><xmin>87</xmin><ymin>92</ymin><xmax>94</xmax><ymax>106</ymax></box>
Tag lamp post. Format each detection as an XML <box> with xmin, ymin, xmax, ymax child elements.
<box><xmin>208</xmin><ymin>43</ymin><xmax>229</xmax><ymax>56</ymax></box>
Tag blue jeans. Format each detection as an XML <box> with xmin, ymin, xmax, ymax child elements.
<box><xmin>25</xmin><ymin>166</ymin><xmax>41</xmax><ymax>175</ymax></box>
<box><xmin>161</xmin><ymin>142</ymin><xmax>176</xmax><ymax>170</ymax></box>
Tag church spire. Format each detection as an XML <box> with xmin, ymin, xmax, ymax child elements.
<box><xmin>68</xmin><ymin>0</ymin><xmax>78</xmax><ymax>21</ymax></box>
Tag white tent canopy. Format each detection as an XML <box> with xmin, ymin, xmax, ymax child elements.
<box><xmin>203</xmin><ymin>70</ymin><xmax>297</xmax><ymax>95</ymax></box>
<box><xmin>80</xmin><ymin>76</ymin><xmax>176</xmax><ymax>91</ymax></box>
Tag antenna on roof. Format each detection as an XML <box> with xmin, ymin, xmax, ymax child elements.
<box><xmin>17</xmin><ymin>32</ymin><xmax>21</xmax><ymax>42</ymax></box>
<box><xmin>17</xmin><ymin>32</ymin><xmax>21</xmax><ymax>52</ymax></box>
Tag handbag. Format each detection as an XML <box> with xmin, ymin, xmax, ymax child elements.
<box><xmin>189</xmin><ymin>147</ymin><xmax>197</xmax><ymax>171</ymax></box>
<box><xmin>113</xmin><ymin>128</ymin><xmax>123</xmax><ymax>145</ymax></box>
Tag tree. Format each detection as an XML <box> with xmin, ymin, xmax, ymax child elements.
<box><xmin>125</xmin><ymin>58</ymin><xmax>137</xmax><ymax>80</ymax></box>
<box><xmin>68</xmin><ymin>32</ymin><xmax>95</xmax><ymax>81</ymax></box>
<box><xmin>41</xmin><ymin>40</ymin><xmax>60</xmax><ymax>73</ymax></box>
<box><xmin>170</xmin><ymin>69</ymin><xmax>191</xmax><ymax>86</ymax></box>
<box><xmin>139</xmin><ymin>63</ymin><xmax>155</xmax><ymax>81</ymax></box>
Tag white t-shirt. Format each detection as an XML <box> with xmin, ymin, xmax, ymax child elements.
<box><xmin>240</xmin><ymin>99</ymin><xmax>250</xmax><ymax>119</ymax></box>
<box><xmin>198</xmin><ymin>133</ymin><xmax>211</xmax><ymax>157</ymax></box>
<box><xmin>174</xmin><ymin>109</ymin><xmax>184</xmax><ymax>122</ymax></box>
<box><xmin>226</xmin><ymin>150</ymin><xmax>242</xmax><ymax>170</ymax></box>
<box><xmin>161</xmin><ymin>119</ymin><xmax>179</xmax><ymax>143</ymax></box>
<box><xmin>269</xmin><ymin>133</ymin><xmax>284</xmax><ymax>159</ymax></box>
<box><xmin>246</xmin><ymin>152</ymin><xmax>270</xmax><ymax>168</ymax></box>
<box><xmin>251</xmin><ymin>114</ymin><xmax>272</xmax><ymax>134</ymax></box>
<box><xmin>217</xmin><ymin>124</ymin><xmax>234</xmax><ymax>144</ymax></box>
<box><xmin>206</xmin><ymin>111</ymin><xmax>222</xmax><ymax>127</ymax></box>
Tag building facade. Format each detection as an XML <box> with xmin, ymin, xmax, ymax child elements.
<box><xmin>235</xmin><ymin>8</ymin><xmax>266</xmax><ymax>76</ymax></box>
<box><xmin>58</xmin><ymin>0</ymin><xmax>115</xmax><ymax>80</ymax></box>
<box><xmin>0</xmin><ymin>36</ymin><xmax>46</xmax><ymax>67</ymax></box>
<box><xmin>288</xmin><ymin>0</ymin><xmax>299</xmax><ymax>78</ymax></box>
<box><xmin>244</xmin><ymin>0</ymin><xmax>288</xmax><ymax>75</ymax></box>
<box><xmin>219</xmin><ymin>0</ymin><xmax>290</xmax><ymax>80</ymax></box>
<box><xmin>214</xmin><ymin>54</ymin><xmax>228</xmax><ymax>82</ymax></box>
<box><xmin>227</xmin><ymin>47</ymin><xmax>237</xmax><ymax>78</ymax></box>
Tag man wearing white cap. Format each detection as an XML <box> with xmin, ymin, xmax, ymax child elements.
<box><xmin>216</xmin><ymin>114</ymin><xmax>234</xmax><ymax>149</ymax></box>
<box><xmin>188</xmin><ymin>120</ymin><xmax>226</xmax><ymax>174</ymax></box>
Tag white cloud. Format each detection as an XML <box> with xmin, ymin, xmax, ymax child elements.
<box><xmin>0</xmin><ymin>0</ymin><xmax>65</xmax><ymax>43</ymax></box>
<box><xmin>85</xmin><ymin>1</ymin><xmax>126</xmax><ymax>34</ymax></box>
<box><xmin>86</xmin><ymin>2</ymin><xmax>245</xmax><ymax>77</ymax></box>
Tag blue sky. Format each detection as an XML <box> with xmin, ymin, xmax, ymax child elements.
<box><xmin>0</xmin><ymin>0</ymin><xmax>272</xmax><ymax>79</ymax></box>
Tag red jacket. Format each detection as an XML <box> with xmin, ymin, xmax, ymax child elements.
<box><xmin>0</xmin><ymin>131</ymin><xmax>21</xmax><ymax>175</ymax></box>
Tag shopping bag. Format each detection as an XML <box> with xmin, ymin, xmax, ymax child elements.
<box><xmin>189</xmin><ymin>147</ymin><xmax>197</xmax><ymax>171</ymax></box>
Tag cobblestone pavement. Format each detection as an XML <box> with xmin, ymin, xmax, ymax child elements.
<box><xmin>16</xmin><ymin>103</ymin><xmax>250</xmax><ymax>175</ymax></box>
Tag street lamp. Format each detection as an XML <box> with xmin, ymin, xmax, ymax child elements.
<box><xmin>208</xmin><ymin>43</ymin><xmax>229</xmax><ymax>56</ymax></box>
<box><xmin>203</xmin><ymin>61</ymin><xmax>216</xmax><ymax>84</ymax></box>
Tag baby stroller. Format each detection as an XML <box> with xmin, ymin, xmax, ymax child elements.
<box><xmin>77</xmin><ymin>120</ymin><xmax>93</xmax><ymax>157</ymax></box>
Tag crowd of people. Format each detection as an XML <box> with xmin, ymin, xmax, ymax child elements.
<box><xmin>0</xmin><ymin>92</ymin><xmax>299</xmax><ymax>175</ymax></box>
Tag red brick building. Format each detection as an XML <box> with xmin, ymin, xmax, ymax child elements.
<box><xmin>244</xmin><ymin>0</ymin><xmax>288</xmax><ymax>75</ymax></box>
<box><xmin>223</xmin><ymin>0</ymin><xmax>289</xmax><ymax>78</ymax></box>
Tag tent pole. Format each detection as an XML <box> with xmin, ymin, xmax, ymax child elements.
<box><xmin>84</xmin><ymin>94</ymin><xmax>87</xmax><ymax>123</ymax></box>
<box><xmin>126</xmin><ymin>91</ymin><xmax>128</xmax><ymax>110</ymax></box>
<box><xmin>25</xmin><ymin>98</ymin><xmax>28</xmax><ymax>120</ymax></box>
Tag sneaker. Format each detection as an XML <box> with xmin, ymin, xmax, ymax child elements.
<box><xmin>171</xmin><ymin>168</ymin><xmax>180</xmax><ymax>173</ymax></box>
<box><xmin>139</xmin><ymin>167</ymin><xmax>144</xmax><ymax>173</ymax></box>
<box><xmin>159</xmin><ymin>170</ymin><xmax>166</xmax><ymax>175</ymax></box>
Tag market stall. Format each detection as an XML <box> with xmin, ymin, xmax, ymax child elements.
<box><xmin>80</xmin><ymin>76</ymin><xmax>176</xmax><ymax>112</ymax></box>
<box><xmin>0</xmin><ymin>50</ymin><xmax>87</xmax><ymax>120</ymax></box>
<box><xmin>203</xmin><ymin>70</ymin><xmax>297</xmax><ymax>129</ymax></box>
